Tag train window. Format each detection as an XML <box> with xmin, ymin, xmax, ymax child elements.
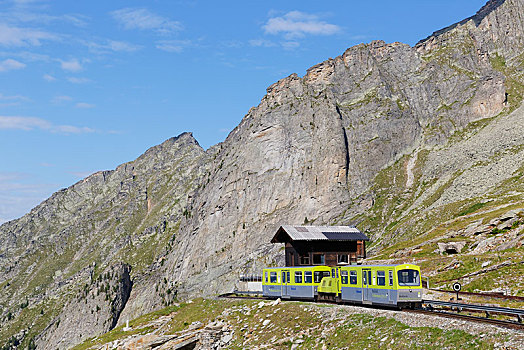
<box><xmin>304</xmin><ymin>271</ymin><xmax>313</xmax><ymax>283</ymax></box>
<box><xmin>389</xmin><ymin>270</ymin><xmax>393</xmax><ymax>285</ymax></box>
<box><xmin>299</xmin><ymin>255</ymin><xmax>310</xmax><ymax>265</ymax></box>
<box><xmin>397</xmin><ymin>269</ymin><xmax>420</xmax><ymax>286</ymax></box>
<box><xmin>312</xmin><ymin>254</ymin><xmax>325</xmax><ymax>265</ymax></box>
<box><xmin>368</xmin><ymin>270</ymin><xmax>372</xmax><ymax>285</ymax></box>
<box><xmin>270</xmin><ymin>272</ymin><xmax>277</xmax><ymax>283</ymax></box>
<box><xmin>295</xmin><ymin>271</ymin><xmax>303</xmax><ymax>283</ymax></box>
<box><xmin>281</xmin><ymin>272</ymin><xmax>286</xmax><ymax>283</ymax></box>
<box><xmin>341</xmin><ymin>270</ymin><xmax>348</xmax><ymax>284</ymax></box>
<box><xmin>377</xmin><ymin>270</ymin><xmax>386</xmax><ymax>286</ymax></box>
<box><xmin>314</xmin><ymin>271</ymin><xmax>330</xmax><ymax>283</ymax></box>
<box><xmin>314</xmin><ymin>271</ymin><xmax>321</xmax><ymax>283</ymax></box>
<box><xmin>350</xmin><ymin>270</ymin><xmax>357</xmax><ymax>285</ymax></box>
<box><xmin>337</xmin><ymin>254</ymin><xmax>349</xmax><ymax>264</ymax></box>
<box><xmin>265</xmin><ymin>272</ymin><xmax>268</xmax><ymax>283</ymax></box>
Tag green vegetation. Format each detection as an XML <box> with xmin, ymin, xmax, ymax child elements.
<box><xmin>457</xmin><ymin>202</ymin><xmax>487</xmax><ymax>217</ymax></box>
<box><xmin>0</xmin><ymin>299</ymin><xmax>63</xmax><ymax>350</ymax></box>
<box><xmin>74</xmin><ymin>298</ymin><xmax>501</xmax><ymax>350</ymax></box>
<box><xmin>491</xmin><ymin>52</ymin><xmax>524</xmax><ymax>113</ymax></box>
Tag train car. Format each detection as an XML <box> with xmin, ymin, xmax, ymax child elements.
<box><xmin>330</xmin><ymin>264</ymin><xmax>421</xmax><ymax>308</ymax></box>
<box><xmin>262</xmin><ymin>266</ymin><xmax>331</xmax><ymax>300</ymax></box>
<box><xmin>263</xmin><ymin>263</ymin><xmax>422</xmax><ymax>308</ymax></box>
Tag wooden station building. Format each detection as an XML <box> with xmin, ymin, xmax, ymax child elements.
<box><xmin>271</xmin><ymin>225</ymin><xmax>369</xmax><ymax>267</ymax></box>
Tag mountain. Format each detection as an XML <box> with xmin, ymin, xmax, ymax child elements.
<box><xmin>1</xmin><ymin>0</ymin><xmax>524</xmax><ymax>348</ymax></box>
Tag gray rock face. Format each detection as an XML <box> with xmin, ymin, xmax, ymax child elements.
<box><xmin>1</xmin><ymin>0</ymin><xmax>524</xmax><ymax>348</ymax></box>
<box><xmin>162</xmin><ymin>0</ymin><xmax>524</xmax><ymax>298</ymax></box>
<box><xmin>0</xmin><ymin>133</ymin><xmax>207</xmax><ymax>347</ymax></box>
<box><xmin>36</xmin><ymin>263</ymin><xmax>132</xmax><ymax>350</ymax></box>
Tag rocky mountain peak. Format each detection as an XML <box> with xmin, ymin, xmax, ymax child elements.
<box><xmin>2</xmin><ymin>1</ymin><xmax>524</xmax><ymax>348</ymax></box>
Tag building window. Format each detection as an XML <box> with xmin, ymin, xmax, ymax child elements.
<box><xmin>312</xmin><ymin>254</ymin><xmax>325</xmax><ymax>265</ymax></box>
<box><xmin>295</xmin><ymin>271</ymin><xmax>303</xmax><ymax>283</ymax></box>
<box><xmin>337</xmin><ymin>254</ymin><xmax>349</xmax><ymax>264</ymax></box>
<box><xmin>304</xmin><ymin>271</ymin><xmax>313</xmax><ymax>283</ymax></box>
<box><xmin>270</xmin><ymin>272</ymin><xmax>277</xmax><ymax>283</ymax></box>
<box><xmin>341</xmin><ymin>270</ymin><xmax>348</xmax><ymax>284</ymax></box>
<box><xmin>350</xmin><ymin>270</ymin><xmax>357</xmax><ymax>285</ymax></box>
<box><xmin>299</xmin><ymin>255</ymin><xmax>310</xmax><ymax>265</ymax></box>
<box><xmin>377</xmin><ymin>270</ymin><xmax>386</xmax><ymax>286</ymax></box>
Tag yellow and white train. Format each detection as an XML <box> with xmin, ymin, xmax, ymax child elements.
<box><xmin>262</xmin><ymin>264</ymin><xmax>422</xmax><ymax>308</ymax></box>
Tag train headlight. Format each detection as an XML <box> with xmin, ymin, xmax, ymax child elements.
<box><xmin>418</xmin><ymin>292</ymin><xmax>421</xmax><ymax>298</ymax></box>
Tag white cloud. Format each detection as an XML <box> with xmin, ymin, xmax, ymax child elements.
<box><xmin>263</xmin><ymin>11</ymin><xmax>340</xmax><ymax>39</ymax></box>
<box><xmin>0</xmin><ymin>93</ymin><xmax>29</xmax><ymax>101</ymax></box>
<box><xmin>0</xmin><ymin>115</ymin><xmax>94</xmax><ymax>134</ymax></box>
<box><xmin>0</xmin><ymin>171</ymin><xmax>56</xmax><ymax>225</ymax></box>
<box><xmin>281</xmin><ymin>41</ymin><xmax>300</xmax><ymax>50</ymax></box>
<box><xmin>75</xmin><ymin>102</ymin><xmax>95</xmax><ymax>109</ymax></box>
<box><xmin>13</xmin><ymin>0</ymin><xmax>44</xmax><ymax>6</ymax></box>
<box><xmin>43</xmin><ymin>73</ymin><xmax>56</xmax><ymax>81</ymax></box>
<box><xmin>0</xmin><ymin>92</ymin><xmax>29</xmax><ymax>106</ymax></box>
<box><xmin>249</xmin><ymin>39</ymin><xmax>276</xmax><ymax>48</ymax></box>
<box><xmin>54</xmin><ymin>125</ymin><xmax>94</xmax><ymax>133</ymax></box>
<box><xmin>155</xmin><ymin>40</ymin><xmax>192</xmax><ymax>52</ymax></box>
<box><xmin>67</xmin><ymin>77</ymin><xmax>91</xmax><ymax>84</ymax></box>
<box><xmin>60</xmin><ymin>58</ymin><xmax>82</xmax><ymax>72</ymax></box>
<box><xmin>84</xmin><ymin>39</ymin><xmax>141</xmax><ymax>54</ymax></box>
<box><xmin>0</xmin><ymin>58</ymin><xmax>26</xmax><ymax>72</ymax></box>
<box><xmin>111</xmin><ymin>8</ymin><xmax>182</xmax><ymax>35</ymax></box>
<box><xmin>0</xmin><ymin>116</ymin><xmax>50</xmax><ymax>130</ymax></box>
<box><xmin>0</xmin><ymin>51</ymin><xmax>51</xmax><ymax>63</ymax></box>
<box><xmin>107</xmin><ymin>40</ymin><xmax>140</xmax><ymax>52</ymax></box>
<box><xmin>51</xmin><ymin>95</ymin><xmax>72</xmax><ymax>104</ymax></box>
<box><xmin>0</xmin><ymin>23</ymin><xmax>56</xmax><ymax>46</ymax></box>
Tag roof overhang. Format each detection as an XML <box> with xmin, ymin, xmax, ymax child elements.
<box><xmin>271</xmin><ymin>225</ymin><xmax>369</xmax><ymax>243</ymax></box>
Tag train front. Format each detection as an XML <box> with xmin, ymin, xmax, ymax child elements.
<box><xmin>395</xmin><ymin>264</ymin><xmax>422</xmax><ymax>308</ymax></box>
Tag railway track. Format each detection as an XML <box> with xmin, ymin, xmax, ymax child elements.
<box><xmin>219</xmin><ymin>291</ymin><xmax>524</xmax><ymax>330</ymax></box>
<box><xmin>218</xmin><ymin>291</ymin><xmax>266</xmax><ymax>300</ymax></box>
<box><xmin>417</xmin><ymin>299</ymin><xmax>524</xmax><ymax>330</ymax></box>
<box><xmin>428</xmin><ymin>287</ymin><xmax>524</xmax><ymax>302</ymax></box>
<box><xmin>408</xmin><ymin>308</ymin><xmax>524</xmax><ymax>331</ymax></box>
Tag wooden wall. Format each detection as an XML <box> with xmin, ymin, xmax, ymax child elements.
<box><xmin>284</xmin><ymin>240</ymin><xmax>366</xmax><ymax>267</ymax></box>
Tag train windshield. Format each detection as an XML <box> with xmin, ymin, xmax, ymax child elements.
<box><xmin>397</xmin><ymin>269</ymin><xmax>420</xmax><ymax>286</ymax></box>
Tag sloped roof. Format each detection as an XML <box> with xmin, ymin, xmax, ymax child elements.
<box><xmin>271</xmin><ymin>225</ymin><xmax>369</xmax><ymax>243</ymax></box>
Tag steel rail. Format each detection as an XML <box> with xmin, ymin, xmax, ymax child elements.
<box><xmin>427</xmin><ymin>288</ymin><xmax>524</xmax><ymax>302</ymax></box>
<box><xmin>407</xmin><ymin>308</ymin><xmax>524</xmax><ymax>331</ymax></box>
<box><xmin>423</xmin><ymin>299</ymin><xmax>524</xmax><ymax>317</ymax></box>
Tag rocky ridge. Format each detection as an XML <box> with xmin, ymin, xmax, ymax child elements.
<box><xmin>1</xmin><ymin>0</ymin><xmax>524</xmax><ymax>348</ymax></box>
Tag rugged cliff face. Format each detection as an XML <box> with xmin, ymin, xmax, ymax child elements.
<box><xmin>0</xmin><ymin>133</ymin><xmax>207</xmax><ymax>347</ymax></box>
<box><xmin>1</xmin><ymin>0</ymin><xmax>524</xmax><ymax>348</ymax></box>
<box><xmin>161</xmin><ymin>0</ymin><xmax>523</xmax><ymax>298</ymax></box>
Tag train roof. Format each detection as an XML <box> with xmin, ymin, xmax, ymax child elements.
<box><xmin>263</xmin><ymin>264</ymin><xmax>419</xmax><ymax>269</ymax></box>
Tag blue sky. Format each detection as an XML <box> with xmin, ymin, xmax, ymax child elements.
<box><xmin>0</xmin><ymin>0</ymin><xmax>487</xmax><ymax>223</ymax></box>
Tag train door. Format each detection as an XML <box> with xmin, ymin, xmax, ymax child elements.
<box><xmin>331</xmin><ymin>267</ymin><xmax>340</xmax><ymax>294</ymax></box>
<box><xmin>362</xmin><ymin>268</ymin><xmax>372</xmax><ymax>303</ymax></box>
<box><xmin>281</xmin><ymin>270</ymin><xmax>290</xmax><ymax>298</ymax></box>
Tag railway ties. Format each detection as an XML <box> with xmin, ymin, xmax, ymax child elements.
<box><xmin>417</xmin><ymin>299</ymin><xmax>524</xmax><ymax>330</ymax></box>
